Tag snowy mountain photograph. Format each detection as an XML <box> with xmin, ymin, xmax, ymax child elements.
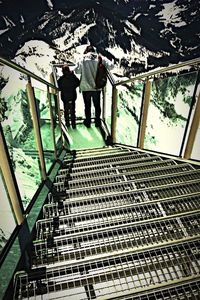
<box><xmin>0</xmin><ymin>0</ymin><xmax>199</xmax><ymax>77</ymax></box>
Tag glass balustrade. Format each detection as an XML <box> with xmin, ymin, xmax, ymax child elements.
<box><xmin>0</xmin><ymin>169</ymin><xmax>17</xmax><ymax>255</ymax></box>
<box><xmin>33</xmin><ymin>86</ymin><xmax>55</xmax><ymax>172</ymax></box>
<box><xmin>104</xmin><ymin>78</ymin><xmax>113</xmax><ymax>134</ymax></box>
<box><xmin>144</xmin><ymin>71</ymin><xmax>198</xmax><ymax>156</ymax></box>
<box><xmin>116</xmin><ymin>80</ymin><xmax>144</xmax><ymax>146</ymax></box>
<box><xmin>0</xmin><ymin>65</ymin><xmax>41</xmax><ymax>209</ymax></box>
<box><xmin>191</xmin><ymin>125</ymin><xmax>200</xmax><ymax>161</ymax></box>
<box><xmin>50</xmin><ymin>93</ymin><xmax>63</xmax><ymax>151</ymax></box>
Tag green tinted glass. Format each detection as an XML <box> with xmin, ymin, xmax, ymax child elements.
<box><xmin>104</xmin><ymin>79</ymin><xmax>113</xmax><ymax>134</ymax></box>
<box><xmin>191</xmin><ymin>105</ymin><xmax>200</xmax><ymax>161</ymax></box>
<box><xmin>116</xmin><ymin>80</ymin><xmax>144</xmax><ymax>146</ymax></box>
<box><xmin>144</xmin><ymin>71</ymin><xmax>198</xmax><ymax>156</ymax></box>
<box><xmin>33</xmin><ymin>87</ymin><xmax>55</xmax><ymax>172</ymax></box>
<box><xmin>0</xmin><ymin>169</ymin><xmax>17</xmax><ymax>254</ymax></box>
<box><xmin>50</xmin><ymin>93</ymin><xmax>63</xmax><ymax>151</ymax></box>
<box><xmin>0</xmin><ymin>66</ymin><xmax>41</xmax><ymax>209</ymax></box>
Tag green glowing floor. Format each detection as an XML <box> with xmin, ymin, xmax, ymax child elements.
<box><xmin>66</xmin><ymin>123</ymin><xmax>106</xmax><ymax>150</ymax></box>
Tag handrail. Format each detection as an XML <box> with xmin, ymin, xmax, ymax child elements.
<box><xmin>115</xmin><ymin>57</ymin><xmax>200</xmax><ymax>86</ymax></box>
<box><xmin>0</xmin><ymin>56</ymin><xmax>58</xmax><ymax>90</ymax></box>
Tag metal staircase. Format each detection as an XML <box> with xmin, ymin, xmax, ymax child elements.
<box><xmin>14</xmin><ymin>145</ymin><xmax>200</xmax><ymax>299</ymax></box>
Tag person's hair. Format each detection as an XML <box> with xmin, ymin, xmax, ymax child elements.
<box><xmin>84</xmin><ymin>45</ymin><xmax>95</xmax><ymax>54</ymax></box>
<box><xmin>62</xmin><ymin>65</ymin><xmax>70</xmax><ymax>74</ymax></box>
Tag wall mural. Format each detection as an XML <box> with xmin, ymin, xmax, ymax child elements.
<box><xmin>0</xmin><ymin>0</ymin><xmax>200</xmax><ymax>252</ymax></box>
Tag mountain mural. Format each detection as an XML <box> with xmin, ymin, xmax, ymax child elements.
<box><xmin>0</xmin><ymin>0</ymin><xmax>199</xmax><ymax>76</ymax></box>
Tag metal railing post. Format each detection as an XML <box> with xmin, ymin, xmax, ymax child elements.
<box><xmin>26</xmin><ymin>79</ymin><xmax>47</xmax><ymax>180</ymax></box>
<box><xmin>0</xmin><ymin>129</ymin><xmax>24</xmax><ymax>225</ymax></box>
<box><xmin>184</xmin><ymin>90</ymin><xmax>200</xmax><ymax>159</ymax></box>
<box><xmin>49</xmin><ymin>73</ymin><xmax>64</xmax><ymax>146</ymax></box>
<box><xmin>47</xmin><ymin>86</ymin><xmax>57</xmax><ymax>159</ymax></box>
<box><xmin>138</xmin><ymin>79</ymin><xmax>152</xmax><ymax>149</ymax></box>
<box><xmin>102</xmin><ymin>86</ymin><xmax>106</xmax><ymax>122</ymax></box>
<box><xmin>111</xmin><ymin>86</ymin><xmax>118</xmax><ymax>143</ymax></box>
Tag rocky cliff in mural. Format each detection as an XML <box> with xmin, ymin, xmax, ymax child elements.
<box><xmin>0</xmin><ymin>0</ymin><xmax>199</xmax><ymax>76</ymax></box>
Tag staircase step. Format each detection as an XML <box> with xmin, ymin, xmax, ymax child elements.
<box><xmin>55</xmin><ymin>163</ymin><xmax>194</xmax><ymax>190</ymax></box>
<box><xmin>63</xmin><ymin>152</ymin><xmax>151</xmax><ymax>168</ymax></box>
<box><xmin>14</xmin><ymin>239</ymin><xmax>200</xmax><ymax>300</ymax></box>
<box><xmin>58</xmin><ymin>159</ymin><xmax>178</xmax><ymax>180</ymax></box>
<box><xmin>36</xmin><ymin>193</ymin><xmax>200</xmax><ymax>240</ymax></box>
<box><xmin>33</xmin><ymin>212</ymin><xmax>200</xmax><ymax>267</ymax></box>
<box><xmin>53</xmin><ymin>170</ymin><xmax>200</xmax><ymax>200</ymax></box>
<box><xmin>44</xmin><ymin>191</ymin><xmax>200</xmax><ymax>219</ymax></box>
<box><xmin>13</xmin><ymin>146</ymin><xmax>200</xmax><ymax>300</ymax></box>
<box><xmin>71</xmin><ymin>147</ymin><xmax>132</xmax><ymax>159</ymax></box>
<box><xmin>60</xmin><ymin>155</ymin><xmax>163</xmax><ymax>174</ymax></box>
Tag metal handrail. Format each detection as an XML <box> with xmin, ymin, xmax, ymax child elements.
<box><xmin>115</xmin><ymin>57</ymin><xmax>200</xmax><ymax>86</ymax></box>
<box><xmin>0</xmin><ymin>56</ymin><xmax>58</xmax><ymax>90</ymax></box>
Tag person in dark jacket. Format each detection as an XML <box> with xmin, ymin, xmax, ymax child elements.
<box><xmin>57</xmin><ymin>65</ymin><xmax>80</xmax><ymax>128</ymax></box>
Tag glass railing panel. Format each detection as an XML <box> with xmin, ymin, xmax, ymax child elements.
<box><xmin>50</xmin><ymin>93</ymin><xmax>62</xmax><ymax>151</ymax></box>
<box><xmin>104</xmin><ymin>79</ymin><xmax>113</xmax><ymax>134</ymax></box>
<box><xmin>144</xmin><ymin>71</ymin><xmax>198</xmax><ymax>156</ymax></box>
<box><xmin>191</xmin><ymin>125</ymin><xmax>200</xmax><ymax>161</ymax></box>
<box><xmin>33</xmin><ymin>87</ymin><xmax>55</xmax><ymax>172</ymax></box>
<box><xmin>116</xmin><ymin>80</ymin><xmax>144</xmax><ymax>146</ymax></box>
<box><xmin>0</xmin><ymin>169</ymin><xmax>17</xmax><ymax>254</ymax></box>
<box><xmin>0</xmin><ymin>65</ymin><xmax>41</xmax><ymax>209</ymax></box>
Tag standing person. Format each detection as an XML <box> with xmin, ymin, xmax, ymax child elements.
<box><xmin>57</xmin><ymin>65</ymin><xmax>80</xmax><ymax>128</ymax></box>
<box><xmin>75</xmin><ymin>45</ymin><xmax>113</xmax><ymax>128</ymax></box>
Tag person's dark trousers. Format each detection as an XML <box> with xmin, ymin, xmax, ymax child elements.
<box><xmin>82</xmin><ymin>91</ymin><xmax>101</xmax><ymax>126</ymax></box>
<box><xmin>63</xmin><ymin>100</ymin><xmax>76</xmax><ymax>127</ymax></box>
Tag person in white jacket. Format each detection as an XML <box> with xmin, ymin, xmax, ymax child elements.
<box><xmin>75</xmin><ymin>45</ymin><xmax>113</xmax><ymax>128</ymax></box>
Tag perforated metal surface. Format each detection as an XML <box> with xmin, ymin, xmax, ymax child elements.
<box><xmin>55</xmin><ymin>163</ymin><xmax>194</xmax><ymax>189</ymax></box>
<box><xmin>14</xmin><ymin>240</ymin><xmax>200</xmax><ymax>299</ymax></box>
<box><xmin>53</xmin><ymin>170</ymin><xmax>200</xmax><ymax>199</ymax></box>
<box><xmin>44</xmin><ymin>192</ymin><xmax>200</xmax><ymax>218</ymax></box>
<box><xmin>33</xmin><ymin>213</ymin><xmax>200</xmax><ymax>267</ymax></box>
<box><xmin>58</xmin><ymin>159</ymin><xmax>177</xmax><ymax>180</ymax></box>
<box><xmin>14</xmin><ymin>147</ymin><xmax>200</xmax><ymax>300</ymax></box>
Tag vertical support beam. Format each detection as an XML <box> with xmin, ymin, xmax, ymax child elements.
<box><xmin>47</xmin><ymin>86</ymin><xmax>57</xmax><ymax>159</ymax></box>
<box><xmin>111</xmin><ymin>86</ymin><xmax>118</xmax><ymax>143</ymax></box>
<box><xmin>184</xmin><ymin>91</ymin><xmax>200</xmax><ymax>159</ymax></box>
<box><xmin>49</xmin><ymin>73</ymin><xmax>57</xmax><ymax>95</ymax></box>
<box><xmin>26</xmin><ymin>81</ymin><xmax>47</xmax><ymax>180</ymax></box>
<box><xmin>102</xmin><ymin>86</ymin><xmax>106</xmax><ymax>122</ymax></box>
<box><xmin>0</xmin><ymin>130</ymin><xmax>24</xmax><ymax>225</ymax></box>
<box><xmin>138</xmin><ymin>79</ymin><xmax>152</xmax><ymax>149</ymax></box>
<box><xmin>49</xmin><ymin>73</ymin><xmax>64</xmax><ymax>146</ymax></box>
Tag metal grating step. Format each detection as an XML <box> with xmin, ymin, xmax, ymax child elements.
<box><xmin>58</xmin><ymin>159</ymin><xmax>178</xmax><ymax>180</ymax></box>
<box><xmin>55</xmin><ymin>163</ymin><xmax>194</xmax><ymax>190</ymax></box>
<box><xmin>43</xmin><ymin>192</ymin><xmax>200</xmax><ymax>219</ymax></box>
<box><xmin>14</xmin><ymin>239</ymin><xmax>200</xmax><ymax>300</ymax></box>
<box><xmin>70</xmin><ymin>148</ymin><xmax>133</xmax><ymax>161</ymax></box>
<box><xmin>13</xmin><ymin>146</ymin><xmax>200</xmax><ymax>300</ymax></box>
<box><xmin>63</xmin><ymin>152</ymin><xmax>151</xmax><ymax>168</ymax></box>
<box><xmin>48</xmin><ymin>181</ymin><xmax>200</xmax><ymax>213</ymax></box>
<box><xmin>53</xmin><ymin>170</ymin><xmax>200</xmax><ymax>199</ymax></box>
<box><xmin>121</xmin><ymin>279</ymin><xmax>200</xmax><ymax>300</ymax></box>
<box><xmin>59</xmin><ymin>155</ymin><xmax>163</xmax><ymax>174</ymax></box>
<box><xmin>36</xmin><ymin>193</ymin><xmax>200</xmax><ymax>240</ymax></box>
<box><xmin>33</xmin><ymin>213</ymin><xmax>200</xmax><ymax>267</ymax></box>
<box><xmin>72</xmin><ymin>145</ymin><xmax>124</xmax><ymax>156</ymax></box>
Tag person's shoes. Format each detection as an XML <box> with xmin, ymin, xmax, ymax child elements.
<box><xmin>95</xmin><ymin>120</ymin><xmax>101</xmax><ymax>127</ymax></box>
<box><xmin>83</xmin><ymin>120</ymin><xmax>91</xmax><ymax>128</ymax></box>
<box><xmin>72</xmin><ymin>123</ymin><xmax>76</xmax><ymax>129</ymax></box>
